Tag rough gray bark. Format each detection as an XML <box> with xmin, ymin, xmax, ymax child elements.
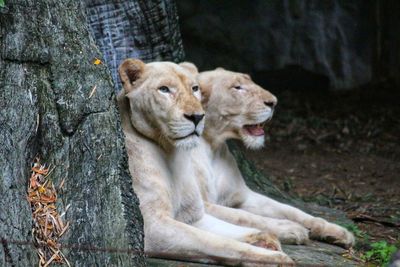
<box><xmin>0</xmin><ymin>0</ymin><xmax>145</xmax><ymax>266</ymax></box>
<box><xmin>85</xmin><ymin>0</ymin><xmax>185</xmax><ymax>91</ymax></box>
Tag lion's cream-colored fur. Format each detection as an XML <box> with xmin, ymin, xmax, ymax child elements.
<box><xmin>199</xmin><ymin>68</ymin><xmax>277</xmax><ymax>150</ymax></box>
<box><xmin>192</xmin><ymin>68</ymin><xmax>355</xmax><ymax>248</ymax></box>
<box><xmin>118</xmin><ymin>59</ymin><xmax>293</xmax><ymax>265</ymax></box>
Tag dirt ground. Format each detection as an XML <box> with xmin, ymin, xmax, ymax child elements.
<box><xmin>242</xmin><ymin>83</ymin><xmax>400</xmax><ymax>253</ymax></box>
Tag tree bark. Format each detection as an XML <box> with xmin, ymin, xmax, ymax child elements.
<box><xmin>85</xmin><ymin>0</ymin><xmax>185</xmax><ymax>91</ymax></box>
<box><xmin>0</xmin><ymin>0</ymin><xmax>144</xmax><ymax>266</ymax></box>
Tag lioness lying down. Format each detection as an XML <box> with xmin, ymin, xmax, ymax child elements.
<box><xmin>117</xmin><ymin>59</ymin><xmax>293</xmax><ymax>265</ymax></box>
<box><xmin>193</xmin><ymin>67</ymin><xmax>355</xmax><ymax>248</ymax></box>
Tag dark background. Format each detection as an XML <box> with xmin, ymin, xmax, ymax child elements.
<box><xmin>177</xmin><ymin>0</ymin><xmax>400</xmax><ymax>90</ymax></box>
<box><xmin>177</xmin><ymin>0</ymin><xmax>400</xmax><ymax>250</ymax></box>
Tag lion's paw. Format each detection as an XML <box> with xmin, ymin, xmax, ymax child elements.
<box><xmin>244</xmin><ymin>231</ymin><xmax>282</xmax><ymax>251</ymax></box>
<box><xmin>270</xmin><ymin>220</ymin><xmax>309</xmax><ymax>245</ymax></box>
<box><xmin>276</xmin><ymin>252</ymin><xmax>295</xmax><ymax>266</ymax></box>
<box><xmin>243</xmin><ymin>251</ymin><xmax>294</xmax><ymax>267</ymax></box>
<box><xmin>307</xmin><ymin>217</ymin><xmax>355</xmax><ymax>248</ymax></box>
<box><xmin>265</xmin><ymin>252</ymin><xmax>294</xmax><ymax>267</ymax></box>
<box><xmin>274</xmin><ymin>220</ymin><xmax>309</xmax><ymax>245</ymax></box>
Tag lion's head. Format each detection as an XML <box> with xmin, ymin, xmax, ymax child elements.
<box><xmin>198</xmin><ymin>68</ymin><xmax>277</xmax><ymax>149</ymax></box>
<box><xmin>119</xmin><ymin>59</ymin><xmax>205</xmax><ymax>150</ymax></box>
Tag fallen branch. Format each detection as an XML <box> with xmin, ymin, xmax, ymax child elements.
<box><xmin>349</xmin><ymin>213</ymin><xmax>400</xmax><ymax>228</ymax></box>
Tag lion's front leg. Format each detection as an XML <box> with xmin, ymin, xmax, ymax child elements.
<box><xmin>145</xmin><ymin>215</ymin><xmax>294</xmax><ymax>266</ymax></box>
<box><xmin>303</xmin><ymin>217</ymin><xmax>355</xmax><ymax>248</ymax></box>
<box><xmin>205</xmin><ymin>202</ymin><xmax>309</xmax><ymax>245</ymax></box>
<box><xmin>240</xmin><ymin>190</ymin><xmax>355</xmax><ymax>248</ymax></box>
<box><xmin>192</xmin><ymin>213</ymin><xmax>283</xmax><ymax>251</ymax></box>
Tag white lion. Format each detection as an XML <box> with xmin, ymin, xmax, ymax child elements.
<box><xmin>191</xmin><ymin>67</ymin><xmax>355</xmax><ymax>248</ymax></box>
<box><xmin>117</xmin><ymin>59</ymin><xmax>293</xmax><ymax>266</ymax></box>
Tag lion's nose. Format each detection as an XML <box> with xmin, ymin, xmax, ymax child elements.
<box><xmin>264</xmin><ymin>101</ymin><xmax>277</xmax><ymax>109</ymax></box>
<box><xmin>184</xmin><ymin>113</ymin><xmax>205</xmax><ymax>126</ymax></box>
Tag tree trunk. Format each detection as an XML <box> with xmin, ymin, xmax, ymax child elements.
<box><xmin>85</xmin><ymin>0</ymin><xmax>185</xmax><ymax>91</ymax></box>
<box><xmin>0</xmin><ymin>0</ymin><xmax>144</xmax><ymax>266</ymax></box>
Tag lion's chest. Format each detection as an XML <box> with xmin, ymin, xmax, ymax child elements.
<box><xmin>171</xmin><ymin>183</ymin><xmax>203</xmax><ymax>224</ymax></box>
<box><xmin>191</xmin><ymin>143</ymin><xmax>219</xmax><ymax>202</ymax></box>
<box><xmin>168</xmin><ymin>150</ymin><xmax>204</xmax><ymax>224</ymax></box>
<box><xmin>211</xmin><ymin>160</ymin><xmax>243</xmax><ymax>205</ymax></box>
<box><xmin>125</xmin><ymin>132</ymin><xmax>204</xmax><ymax>224</ymax></box>
<box><xmin>192</xmin><ymin>141</ymin><xmax>247</xmax><ymax>206</ymax></box>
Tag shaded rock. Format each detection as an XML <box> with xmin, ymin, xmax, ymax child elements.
<box><xmin>283</xmin><ymin>241</ymin><xmax>356</xmax><ymax>266</ymax></box>
<box><xmin>177</xmin><ymin>0</ymin><xmax>375</xmax><ymax>89</ymax></box>
<box><xmin>376</xmin><ymin>0</ymin><xmax>400</xmax><ymax>86</ymax></box>
<box><xmin>146</xmin><ymin>241</ymin><xmax>357</xmax><ymax>267</ymax></box>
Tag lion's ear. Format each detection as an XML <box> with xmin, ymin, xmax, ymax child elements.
<box><xmin>197</xmin><ymin>75</ymin><xmax>211</xmax><ymax>107</ymax></box>
<box><xmin>179</xmin><ymin>62</ymin><xmax>198</xmax><ymax>75</ymax></box>
<box><xmin>243</xmin><ymin>73</ymin><xmax>252</xmax><ymax>80</ymax></box>
<box><xmin>119</xmin><ymin>58</ymin><xmax>146</xmax><ymax>93</ymax></box>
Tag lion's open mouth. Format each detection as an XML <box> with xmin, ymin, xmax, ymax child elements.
<box><xmin>243</xmin><ymin>122</ymin><xmax>267</xmax><ymax>136</ymax></box>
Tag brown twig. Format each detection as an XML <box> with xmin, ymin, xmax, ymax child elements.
<box><xmin>349</xmin><ymin>213</ymin><xmax>400</xmax><ymax>228</ymax></box>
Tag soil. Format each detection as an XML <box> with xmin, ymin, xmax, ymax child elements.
<box><xmin>242</xmin><ymin>83</ymin><xmax>400</xmax><ymax>252</ymax></box>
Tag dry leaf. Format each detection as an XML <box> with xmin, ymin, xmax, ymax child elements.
<box><xmin>93</xmin><ymin>58</ymin><xmax>102</xmax><ymax>65</ymax></box>
<box><xmin>27</xmin><ymin>158</ymin><xmax>70</xmax><ymax>266</ymax></box>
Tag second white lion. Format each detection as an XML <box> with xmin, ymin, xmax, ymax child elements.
<box><xmin>191</xmin><ymin>67</ymin><xmax>355</xmax><ymax>248</ymax></box>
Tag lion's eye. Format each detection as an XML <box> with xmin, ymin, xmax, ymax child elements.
<box><xmin>158</xmin><ymin>86</ymin><xmax>170</xmax><ymax>93</ymax></box>
<box><xmin>234</xmin><ymin>85</ymin><xmax>242</xmax><ymax>90</ymax></box>
<box><xmin>192</xmin><ymin>85</ymin><xmax>199</xmax><ymax>92</ymax></box>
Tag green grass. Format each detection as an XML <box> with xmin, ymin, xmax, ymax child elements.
<box><xmin>340</xmin><ymin>223</ymin><xmax>399</xmax><ymax>266</ymax></box>
<box><xmin>362</xmin><ymin>241</ymin><xmax>397</xmax><ymax>267</ymax></box>
<box><xmin>341</xmin><ymin>223</ymin><xmax>369</xmax><ymax>239</ymax></box>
